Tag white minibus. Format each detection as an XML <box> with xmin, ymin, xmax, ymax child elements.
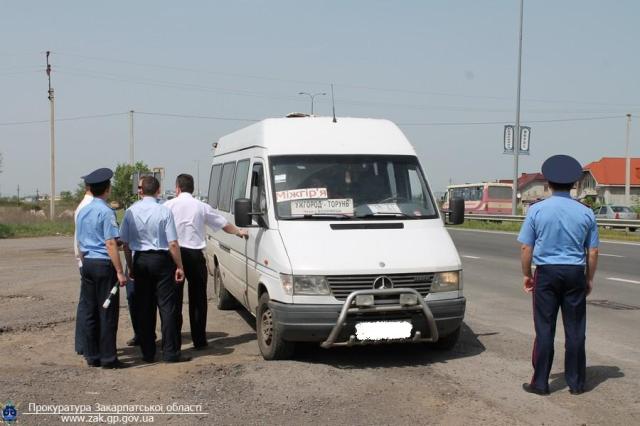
<box><xmin>205</xmin><ymin>116</ymin><xmax>465</xmax><ymax>360</ymax></box>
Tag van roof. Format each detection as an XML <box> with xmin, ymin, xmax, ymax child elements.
<box><xmin>214</xmin><ymin>117</ymin><xmax>417</xmax><ymax>157</ymax></box>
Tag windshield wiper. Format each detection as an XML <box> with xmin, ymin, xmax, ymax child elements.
<box><xmin>282</xmin><ymin>213</ymin><xmax>353</xmax><ymax>220</ymax></box>
<box><xmin>356</xmin><ymin>212</ymin><xmax>414</xmax><ymax>219</ymax></box>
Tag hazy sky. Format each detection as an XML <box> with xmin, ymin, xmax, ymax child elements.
<box><xmin>1</xmin><ymin>0</ymin><xmax>639</xmax><ymax>197</ymax></box>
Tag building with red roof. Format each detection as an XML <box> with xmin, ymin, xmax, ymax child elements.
<box><xmin>577</xmin><ymin>157</ymin><xmax>640</xmax><ymax>206</ymax></box>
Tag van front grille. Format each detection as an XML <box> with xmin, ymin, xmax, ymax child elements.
<box><xmin>326</xmin><ymin>273</ymin><xmax>435</xmax><ymax>301</ymax></box>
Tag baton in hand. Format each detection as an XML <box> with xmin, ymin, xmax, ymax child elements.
<box><xmin>102</xmin><ymin>283</ymin><xmax>119</xmax><ymax>309</ymax></box>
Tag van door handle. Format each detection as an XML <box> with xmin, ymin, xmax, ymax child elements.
<box><xmin>207</xmin><ymin>235</ymin><xmax>213</xmax><ymax>241</ymax></box>
<box><xmin>219</xmin><ymin>243</ymin><xmax>231</xmax><ymax>253</ymax></box>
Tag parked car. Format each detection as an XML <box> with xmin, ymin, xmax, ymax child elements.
<box><xmin>595</xmin><ymin>205</ymin><xmax>638</xmax><ymax>232</ymax></box>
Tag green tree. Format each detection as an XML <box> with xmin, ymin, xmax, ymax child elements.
<box><xmin>74</xmin><ymin>181</ymin><xmax>87</xmax><ymax>202</ymax></box>
<box><xmin>110</xmin><ymin>162</ymin><xmax>150</xmax><ymax>208</ymax></box>
<box><xmin>60</xmin><ymin>191</ymin><xmax>73</xmax><ymax>202</ymax></box>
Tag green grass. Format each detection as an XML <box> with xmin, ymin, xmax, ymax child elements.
<box><xmin>0</xmin><ymin>221</ymin><xmax>75</xmax><ymax>238</ymax></box>
<box><xmin>449</xmin><ymin>219</ymin><xmax>640</xmax><ymax>242</ymax></box>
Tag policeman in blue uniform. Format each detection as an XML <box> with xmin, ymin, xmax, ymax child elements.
<box><xmin>518</xmin><ymin>155</ymin><xmax>600</xmax><ymax>395</ymax></box>
<box><xmin>75</xmin><ymin>168</ymin><xmax>128</xmax><ymax>369</ymax></box>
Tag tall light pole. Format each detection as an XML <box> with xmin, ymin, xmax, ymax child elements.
<box><xmin>512</xmin><ymin>0</ymin><xmax>524</xmax><ymax>215</ymax></box>
<box><xmin>298</xmin><ymin>92</ymin><xmax>326</xmax><ymax>115</ymax></box>
<box><xmin>625</xmin><ymin>113</ymin><xmax>632</xmax><ymax>206</ymax></box>
<box><xmin>46</xmin><ymin>51</ymin><xmax>56</xmax><ymax>220</ymax></box>
<box><xmin>129</xmin><ymin>110</ymin><xmax>135</xmax><ymax>165</ymax></box>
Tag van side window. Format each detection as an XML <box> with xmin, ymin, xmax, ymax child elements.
<box><xmin>250</xmin><ymin>163</ymin><xmax>266</xmax><ymax>215</ymax></box>
<box><xmin>231</xmin><ymin>159</ymin><xmax>251</xmax><ymax>213</ymax></box>
<box><xmin>207</xmin><ymin>164</ymin><xmax>223</xmax><ymax>209</ymax></box>
<box><xmin>217</xmin><ymin>162</ymin><xmax>237</xmax><ymax>212</ymax></box>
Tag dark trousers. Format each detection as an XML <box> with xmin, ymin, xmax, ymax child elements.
<box><xmin>81</xmin><ymin>259</ymin><xmax>119</xmax><ymax>364</ymax></box>
<box><xmin>531</xmin><ymin>265</ymin><xmax>587</xmax><ymax>392</ymax></box>
<box><xmin>133</xmin><ymin>251</ymin><xmax>180</xmax><ymax>361</ymax></box>
<box><xmin>125</xmin><ymin>273</ymin><xmax>140</xmax><ymax>340</ymax></box>
<box><xmin>176</xmin><ymin>248</ymin><xmax>209</xmax><ymax>348</ymax></box>
<box><xmin>74</xmin><ymin>267</ymin><xmax>87</xmax><ymax>354</ymax></box>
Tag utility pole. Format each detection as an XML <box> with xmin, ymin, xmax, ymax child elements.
<box><xmin>625</xmin><ymin>113</ymin><xmax>632</xmax><ymax>206</ymax></box>
<box><xmin>129</xmin><ymin>110</ymin><xmax>135</xmax><ymax>165</ymax></box>
<box><xmin>511</xmin><ymin>0</ymin><xmax>524</xmax><ymax>215</ymax></box>
<box><xmin>17</xmin><ymin>184</ymin><xmax>20</xmax><ymax>201</ymax></box>
<box><xmin>46</xmin><ymin>51</ymin><xmax>56</xmax><ymax>220</ymax></box>
<box><xmin>196</xmin><ymin>160</ymin><xmax>201</xmax><ymax>198</ymax></box>
<box><xmin>298</xmin><ymin>92</ymin><xmax>326</xmax><ymax>115</ymax></box>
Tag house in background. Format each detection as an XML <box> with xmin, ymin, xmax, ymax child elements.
<box><xmin>518</xmin><ymin>173</ymin><xmax>549</xmax><ymax>202</ymax></box>
<box><xmin>576</xmin><ymin>157</ymin><xmax>640</xmax><ymax>206</ymax></box>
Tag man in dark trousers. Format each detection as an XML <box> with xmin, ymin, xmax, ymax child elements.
<box><xmin>75</xmin><ymin>168</ymin><xmax>128</xmax><ymax>369</ymax></box>
<box><xmin>164</xmin><ymin>174</ymin><xmax>248</xmax><ymax>349</ymax></box>
<box><xmin>518</xmin><ymin>155</ymin><xmax>599</xmax><ymax>395</ymax></box>
<box><xmin>120</xmin><ymin>176</ymin><xmax>189</xmax><ymax>363</ymax></box>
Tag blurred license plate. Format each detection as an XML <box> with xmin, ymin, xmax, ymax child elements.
<box><xmin>355</xmin><ymin>321</ymin><xmax>412</xmax><ymax>341</ymax></box>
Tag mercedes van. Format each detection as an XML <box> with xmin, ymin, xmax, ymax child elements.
<box><xmin>205</xmin><ymin>116</ymin><xmax>465</xmax><ymax>360</ymax></box>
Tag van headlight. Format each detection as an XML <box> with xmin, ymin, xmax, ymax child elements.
<box><xmin>432</xmin><ymin>271</ymin><xmax>460</xmax><ymax>292</ymax></box>
<box><xmin>280</xmin><ymin>274</ymin><xmax>330</xmax><ymax>295</ymax></box>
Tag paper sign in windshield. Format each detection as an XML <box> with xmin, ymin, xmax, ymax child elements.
<box><xmin>367</xmin><ymin>203</ymin><xmax>402</xmax><ymax>214</ymax></box>
<box><xmin>276</xmin><ymin>187</ymin><xmax>328</xmax><ymax>203</ymax></box>
<box><xmin>291</xmin><ymin>199</ymin><xmax>354</xmax><ymax>216</ymax></box>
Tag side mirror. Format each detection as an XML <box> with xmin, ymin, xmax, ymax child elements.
<box><xmin>234</xmin><ymin>198</ymin><xmax>252</xmax><ymax>227</ymax></box>
<box><xmin>449</xmin><ymin>197</ymin><xmax>465</xmax><ymax>225</ymax></box>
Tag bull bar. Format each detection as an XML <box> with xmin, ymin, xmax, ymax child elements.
<box><xmin>320</xmin><ymin>288</ymin><xmax>440</xmax><ymax>348</ymax></box>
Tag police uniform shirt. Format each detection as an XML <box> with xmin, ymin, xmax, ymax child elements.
<box><xmin>164</xmin><ymin>192</ymin><xmax>228</xmax><ymax>249</ymax></box>
<box><xmin>517</xmin><ymin>192</ymin><xmax>599</xmax><ymax>265</ymax></box>
<box><xmin>76</xmin><ymin>198</ymin><xmax>120</xmax><ymax>259</ymax></box>
<box><xmin>120</xmin><ymin>196</ymin><xmax>178</xmax><ymax>251</ymax></box>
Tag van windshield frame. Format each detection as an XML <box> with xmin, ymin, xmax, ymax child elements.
<box><xmin>269</xmin><ymin>154</ymin><xmax>440</xmax><ymax>221</ymax></box>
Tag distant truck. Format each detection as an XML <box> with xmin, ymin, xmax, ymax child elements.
<box><xmin>205</xmin><ymin>116</ymin><xmax>466</xmax><ymax>359</ymax></box>
<box><xmin>442</xmin><ymin>182</ymin><xmax>513</xmax><ymax>215</ymax></box>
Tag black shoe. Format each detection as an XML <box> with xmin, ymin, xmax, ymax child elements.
<box><xmin>164</xmin><ymin>356</ymin><xmax>192</xmax><ymax>363</ymax></box>
<box><xmin>522</xmin><ymin>383</ymin><xmax>549</xmax><ymax>395</ymax></box>
<box><xmin>126</xmin><ymin>337</ymin><xmax>140</xmax><ymax>346</ymax></box>
<box><xmin>87</xmin><ymin>359</ymin><xmax>101</xmax><ymax>367</ymax></box>
<box><xmin>142</xmin><ymin>356</ymin><xmax>156</xmax><ymax>363</ymax></box>
<box><xmin>193</xmin><ymin>343</ymin><xmax>209</xmax><ymax>351</ymax></box>
<box><xmin>102</xmin><ymin>360</ymin><xmax>129</xmax><ymax>369</ymax></box>
<box><xmin>569</xmin><ymin>388</ymin><xmax>584</xmax><ymax>395</ymax></box>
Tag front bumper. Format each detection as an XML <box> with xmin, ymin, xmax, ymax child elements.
<box><xmin>270</xmin><ymin>293</ymin><xmax>466</xmax><ymax>345</ymax></box>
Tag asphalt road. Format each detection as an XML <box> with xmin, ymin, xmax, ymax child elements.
<box><xmin>449</xmin><ymin>228</ymin><xmax>640</xmax><ymax>368</ymax></box>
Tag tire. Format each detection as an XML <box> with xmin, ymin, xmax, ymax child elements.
<box><xmin>429</xmin><ymin>326</ymin><xmax>461</xmax><ymax>351</ymax></box>
<box><xmin>629</xmin><ymin>227</ymin><xmax>637</xmax><ymax>233</ymax></box>
<box><xmin>213</xmin><ymin>264</ymin><xmax>237</xmax><ymax>310</ymax></box>
<box><xmin>256</xmin><ymin>293</ymin><xmax>295</xmax><ymax>360</ymax></box>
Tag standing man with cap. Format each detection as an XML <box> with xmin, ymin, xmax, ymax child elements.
<box><xmin>75</xmin><ymin>168</ymin><xmax>128</xmax><ymax>369</ymax></box>
<box><xmin>164</xmin><ymin>174</ymin><xmax>248</xmax><ymax>350</ymax></box>
<box><xmin>120</xmin><ymin>175</ymin><xmax>188</xmax><ymax>363</ymax></box>
<box><xmin>73</xmin><ymin>184</ymin><xmax>93</xmax><ymax>355</ymax></box>
<box><xmin>518</xmin><ymin>155</ymin><xmax>599</xmax><ymax>395</ymax></box>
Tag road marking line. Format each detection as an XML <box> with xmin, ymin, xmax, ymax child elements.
<box><xmin>607</xmin><ymin>277</ymin><xmax>640</xmax><ymax>285</ymax></box>
<box><xmin>600</xmin><ymin>253</ymin><xmax>624</xmax><ymax>258</ymax></box>
<box><xmin>462</xmin><ymin>255</ymin><xmax>482</xmax><ymax>259</ymax></box>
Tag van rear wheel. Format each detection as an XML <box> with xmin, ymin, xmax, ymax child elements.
<box><xmin>256</xmin><ymin>293</ymin><xmax>295</xmax><ymax>360</ymax></box>
<box><xmin>214</xmin><ymin>265</ymin><xmax>237</xmax><ymax>310</ymax></box>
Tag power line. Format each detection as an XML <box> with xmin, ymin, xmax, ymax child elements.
<box><xmin>0</xmin><ymin>112</ymin><xmax>127</xmax><ymax>127</ymax></box>
<box><xmin>50</xmin><ymin>50</ymin><xmax>640</xmax><ymax>108</ymax></box>
<box><xmin>135</xmin><ymin>111</ymin><xmax>259</xmax><ymax>122</ymax></box>
<box><xmin>397</xmin><ymin>115</ymin><xmax>626</xmax><ymax>127</ymax></box>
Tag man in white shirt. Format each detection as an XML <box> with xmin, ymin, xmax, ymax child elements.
<box><xmin>164</xmin><ymin>174</ymin><xmax>248</xmax><ymax>349</ymax></box>
<box><xmin>73</xmin><ymin>187</ymin><xmax>94</xmax><ymax>355</ymax></box>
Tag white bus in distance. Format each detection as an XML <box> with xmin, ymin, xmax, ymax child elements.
<box><xmin>205</xmin><ymin>116</ymin><xmax>466</xmax><ymax>360</ymax></box>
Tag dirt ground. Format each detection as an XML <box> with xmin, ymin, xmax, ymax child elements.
<box><xmin>1</xmin><ymin>236</ymin><xmax>638</xmax><ymax>425</ymax></box>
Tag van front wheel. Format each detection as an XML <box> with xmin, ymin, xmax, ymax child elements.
<box><xmin>257</xmin><ymin>293</ymin><xmax>295</xmax><ymax>360</ymax></box>
<box><xmin>214</xmin><ymin>265</ymin><xmax>237</xmax><ymax>310</ymax></box>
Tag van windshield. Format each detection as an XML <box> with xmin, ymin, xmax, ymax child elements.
<box><xmin>270</xmin><ymin>155</ymin><xmax>438</xmax><ymax>220</ymax></box>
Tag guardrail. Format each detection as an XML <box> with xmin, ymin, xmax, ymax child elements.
<box><xmin>462</xmin><ymin>214</ymin><xmax>640</xmax><ymax>230</ymax></box>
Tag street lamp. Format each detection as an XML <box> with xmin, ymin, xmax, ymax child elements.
<box><xmin>298</xmin><ymin>92</ymin><xmax>326</xmax><ymax>115</ymax></box>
